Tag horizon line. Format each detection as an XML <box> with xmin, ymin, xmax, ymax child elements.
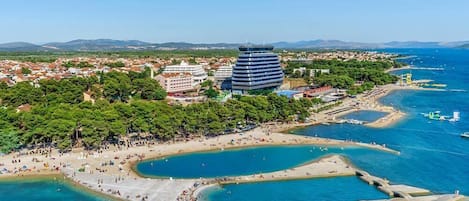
<box><xmin>1</xmin><ymin>38</ymin><xmax>469</xmax><ymax>45</ymax></box>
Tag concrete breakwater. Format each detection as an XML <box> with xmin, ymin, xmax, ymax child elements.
<box><xmin>356</xmin><ymin>170</ymin><xmax>466</xmax><ymax>201</ymax></box>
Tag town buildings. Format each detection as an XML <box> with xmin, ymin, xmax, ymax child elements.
<box><xmin>231</xmin><ymin>45</ymin><xmax>284</xmax><ymax>93</ymax></box>
<box><xmin>293</xmin><ymin>67</ymin><xmax>330</xmax><ymax>77</ymax></box>
<box><xmin>303</xmin><ymin>86</ymin><xmax>334</xmax><ymax>98</ymax></box>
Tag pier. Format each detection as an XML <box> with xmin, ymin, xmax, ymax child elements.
<box><xmin>410</xmin><ymin>67</ymin><xmax>444</xmax><ymax>71</ymax></box>
<box><xmin>336</xmin><ymin>118</ymin><xmax>366</xmax><ymax>125</ymax></box>
<box><xmin>324</xmin><ymin>106</ymin><xmax>357</xmax><ymax>116</ymax></box>
<box><xmin>356</xmin><ymin>170</ymin><xmax>465</xmax><ymax>201</ymax></box>
<box><xmin>356</xmin><ymin>170</ymin><xmax>429</xmax><ymax>198</ymax></box>
<box><xmin>386</xmin><ymin>66</ymin><xmax>445</xmax><ymax>73</ymax></box>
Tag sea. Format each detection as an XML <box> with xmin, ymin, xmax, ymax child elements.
<box><xmin>1</xmin><ymin>48</ymin><xmax>468</xmax><ymax>201</ymax></box>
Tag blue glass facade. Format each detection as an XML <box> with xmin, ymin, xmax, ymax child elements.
<box><xmin>232</xmin><ymin>45</ymin><xmax>284</xmax><ymax>92</ymax></box>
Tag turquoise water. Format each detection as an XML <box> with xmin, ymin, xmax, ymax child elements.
<box><xmin>201</xmin><ymin>176</ymin><xmax>388</xmax><ymax>201</ymax></box>
<box><xmin>0</xmin><ymin>179</ymin><xmax>109</xmax><ymax>201</ymax></box>
<box><xmin>136</xmin><ymin>145</ymin><xmax>391</xmax><ymax>178</ymax></box>
<box><xmin>340</xmin><ymin>110</ymin><xmax>388</xmax><ymax>122</ymax></box>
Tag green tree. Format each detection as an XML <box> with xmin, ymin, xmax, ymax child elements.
<box><xmin>21</xmin><ymin>67</ymin><xmax>32</xmax><ymax>75</ymax></box>
<box><xmin>200</xmin><ymin>80</ymin><xmax>214</xmax><ymax>88</ymax></box>
<box><xmin>204</xmin><ymin>87</ymin><xmax>219</xmax><ymax>99</ymax></box>
<box><xmin>132</xmin><ymin>78</ymin><xmax>167</xmax><ymax>100</ymax></box>
<box><xmin>0</xmin><ymin>129</ymin><xmax>20</xmax><ymax>153</ymax></box>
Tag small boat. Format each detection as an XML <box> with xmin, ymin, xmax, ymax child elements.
<box><xmin>422</xmin><ymin>111</ymin><xmax>450</xmax><ymax>121</ymax></box>
<box><xmin>461</xmin><ymin>132</ymin><xmax>469</xmax><ymax>138</ymax></box>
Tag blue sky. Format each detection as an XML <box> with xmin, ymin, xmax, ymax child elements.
<box><xmin>1</xmin><ymin>0</ymin><xmax>468</xmax><ymax>43</ymax></box>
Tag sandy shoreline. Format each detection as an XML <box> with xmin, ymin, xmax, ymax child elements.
<box><xmin>385</xmin><ymin>65</ymin><xmax>411</xmax><ymax>73</ymax></box>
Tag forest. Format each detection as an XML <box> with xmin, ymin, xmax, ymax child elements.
<box><xmin>0</xmin><ymin>69</ymin><xmax>313</xmax><ymax>152</ymax></box>
<box><xmin>285</xmin><ymin>59</ymin><xmax>400</xmax><ymax>94</ymax></box>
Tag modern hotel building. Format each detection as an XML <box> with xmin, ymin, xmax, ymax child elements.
<box><xmin>231</xmin><ymin>45</ymin><xmax>284</xmax><ymax>93</ymax></box>
<box><xmin>155</xmin><ymin>72</ymin><xmax>194</xmax><ymax>93</ymax></box>
<box><xmin>162</xmin><ymin>61</ymin><xmax>207</xmax><ymax>86</ymax></box>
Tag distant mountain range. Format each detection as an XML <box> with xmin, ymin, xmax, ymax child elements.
<box><xmin>0</xmin><ymin>39</ymin><xmax>468</xmax><ymax>52</ymax></box>
<box><xmin>272</xmin><ymin>40</ymin><xmax>469</xmax><ymax>49</ymax></box>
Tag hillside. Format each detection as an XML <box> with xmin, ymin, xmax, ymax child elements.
<box><xmin>1</xmin><ymin>39</ymin><xmax>469</xmax><ymax>51</ymax></box>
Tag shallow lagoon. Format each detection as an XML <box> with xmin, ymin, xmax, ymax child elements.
<box><xmin>0</xmin><ymin>177</ymin><xmax>110</xmax><ymax>201</ymax></box>
<box><xmin>136</xmin><ymin>145</ymin><xmax>393</xmax><ymax>179</ymax></box>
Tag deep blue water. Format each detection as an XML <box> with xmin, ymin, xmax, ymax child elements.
<box><xmin>0</xmin><ymin>179</ymin><xmax>108</xmax><ymax>201</ymax></box>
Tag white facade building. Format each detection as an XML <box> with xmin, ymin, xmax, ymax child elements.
<box><xmin>155</xmin><ymin>72</ymin><xmax>194</xmax><ymax>93</ymax></box>
<box><xmin>214</xmin><ymin>65</ymin><xmax>233</xmax><ymax>89</ymax></box>
<box><xmin>163</xmin><ymin>61</ymin><xmax>207</xmax><ymax>86</ymax></box>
